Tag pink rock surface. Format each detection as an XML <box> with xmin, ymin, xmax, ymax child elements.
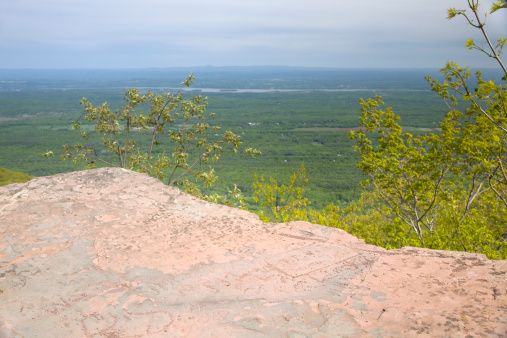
<box><xmin>0</xmin><ymin>168</ymin><xmax>505</xmax><ymax>337</ymax></box>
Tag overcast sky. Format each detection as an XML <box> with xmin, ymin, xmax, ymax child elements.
<box><xmin>0</xmin><ymin>0</ymin><xmax>505</xmax><ymax>69</ymax></box>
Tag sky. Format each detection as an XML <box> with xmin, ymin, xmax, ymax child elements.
<box><xmin>0</xmin><ymin>0</ymin><xmax>505</xmax><ymax>69</ymax></box>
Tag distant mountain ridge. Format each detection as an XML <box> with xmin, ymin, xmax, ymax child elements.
<box><xmin>1</xmin><ymin>67</ymin><xmax>502</xmax><ymax>92</ymax></box>
<box><xmin>0</xmin><ymin>67</ymin><xmax>446</xmax><ymax>91</ymax></box>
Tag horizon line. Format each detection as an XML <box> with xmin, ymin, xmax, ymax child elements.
<box><xmin>0</xmin><ymin>66</ymin><xmax>456</xmax><ymax>71</ymax></box>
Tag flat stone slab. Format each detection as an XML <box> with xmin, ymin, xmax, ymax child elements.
<box><xmin>0</xmin><ymin>168</ymin><xmax>505</xmax><ymax>337</ymax></box>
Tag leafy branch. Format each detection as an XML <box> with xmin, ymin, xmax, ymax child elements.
<box><xmin>447</xmin><ymin>0</ymin><xmax>507</xmax><ymax>78</ymax></box>
<box><xmin>44</xmin><ymin>74</ymin><xmax>261</xmax><ymax>192</ymax></box>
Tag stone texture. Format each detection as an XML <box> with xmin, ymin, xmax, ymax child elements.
<box><xmin>0</xmin><ymin>167</ymin><xmax>505</xmax><ymax>337</ymax></box>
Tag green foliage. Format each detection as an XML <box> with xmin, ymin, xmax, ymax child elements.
<box><xmin>346</xmin><ymin>77</ymin><xmax>507</xmax><ymax>257</ymax></box>
<box><xmin>426</xmin><ymin>63</ymin><xmax>507</xmax><ymax>204</ymax></box>
<box><xmin>253</xmin><ymin>164</ymin><xmax>310</xmax><ymax>222</ymax></box>
<box><xmin>490</xmin><ymin>0</ymin><xmax>507</xmax><ymax>14</ymax></box>
<box><xmin>48</xmin><ymin>74</ymin><xmax>260</xmax><ymax>192</ymax></box>
<box><xmin>424</xmin><ymin>190</ymin><xmax>507</xmax><ymax>259</ymax></box>
<box><xmin>0</xmin><ymin>167</ymin><xmax>33</xmax><ymax>186</ymax></box>
<box><xmin>253</xmin><ymin>166</ymin><xmax>507</xmax><ymax>259</ymax></box>
<box><xmin>349</xmin><ymin>95</ymin><xmax>454</xmax><ymax>245</ymax></box>
<box><xmin>346</xmin><ymin>0</ymin><xmax>507</xmax><ymax>258</ymax></box>
<box><xmin>447</xmin><ymin>0</ymin><xmax>507</xmax><ymax>79</ymax></box>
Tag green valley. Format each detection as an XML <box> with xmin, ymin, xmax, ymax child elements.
<box><xmin>0</xmin><ymin>68</ymin><xmax>449</xmax><ymax>208</ymax></box>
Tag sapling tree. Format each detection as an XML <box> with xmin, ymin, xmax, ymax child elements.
<box><xmin>43</xmin><ymin>74</ymin><xmax>260</xmax><ymax>194</ymax></box>
<box><xmin>434</xmin><ymin>0</ymin><xmax>507</xmax><ymax>205</ymax></box>
<box><xmin>349</xmin><ymin>96</ymin><xmax>453</xmax><ymax>245</ymax></box>
<box><xmin>349</xmin><ymin>0</ymin><xmax>506</xmax><ymax>253</ymax></box>
<box><xmin>447</xmin><ymin>0</ymin><xmax>506</xmax><ymax>78</ymax></box>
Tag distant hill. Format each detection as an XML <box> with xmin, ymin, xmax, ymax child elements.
<box><xmin>0</xmin><ymin>167</ymin><xmax>34</xmax><ymax>186</ymax></box>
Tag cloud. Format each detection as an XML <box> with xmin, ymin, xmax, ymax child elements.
<box><xmin>0</xmin><ymin>0</ymin><xmax>505</xmax><ymax>68</ymax></box>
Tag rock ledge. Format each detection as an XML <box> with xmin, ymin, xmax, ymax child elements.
<box><xmin>0</xmin><ymin>168</ymin><xmax>505</xmax><ymax>337</ymax></box>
